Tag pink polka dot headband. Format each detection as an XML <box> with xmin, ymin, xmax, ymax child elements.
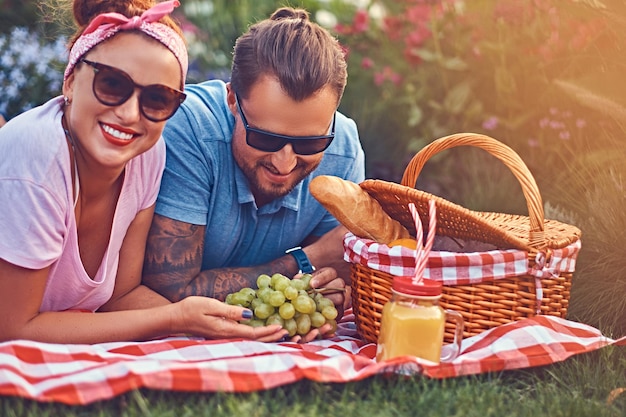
<box><xmin>64</xmin><ymin>0</ymin><xmax>188</xmax><ymax>86</ymax></box>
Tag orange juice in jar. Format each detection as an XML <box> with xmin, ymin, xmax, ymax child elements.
<box><xmin>376</xmin><ymin>277</ymin><xmax>464</xmax><ymax>364</ymax></box>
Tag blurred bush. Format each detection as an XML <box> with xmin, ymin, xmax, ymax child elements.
<box><xmin>334</xmin><ymin>0</ymin><xmax>626</xmax><ymax>335</ymax></box>
<box><xmin>0</xmin><ymin>27</ymin><xmax>67</xmax><ymax>119</ymax></box>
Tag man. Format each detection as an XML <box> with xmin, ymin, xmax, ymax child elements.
<box><xmin>142</xmin><ymin>7</ymin><xmax>365</xmax><ymax>333</ymax></box>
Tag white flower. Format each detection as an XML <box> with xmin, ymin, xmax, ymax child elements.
<box><xmin>0</xmin><ymin>27</ymin><xmax>67</xmax><ymax>118</ymax></box>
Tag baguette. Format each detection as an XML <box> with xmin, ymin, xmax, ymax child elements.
<box><xmin>309</xmin><ymin>175</ymin><xmax>411</xmax><ymax>243</ymax></box>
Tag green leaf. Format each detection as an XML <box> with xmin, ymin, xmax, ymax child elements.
<box><xmin>407</xmin><ymin>104</ymin><xmax>423</xmax><ymax>127</ymax></box>
<box><xmin>410</xmin><ymin>48</ymin><xmax>438</xmax><ymax>62</ymax></box>
<box><xmin>442</xmin><ymin>57</ymin><xmax>468</xmax><ymax>71</ymax></box>
<box><xmin>443</xmin><ymin>81</ymin><xmax>472</xmax><ymax>115</ymax></box>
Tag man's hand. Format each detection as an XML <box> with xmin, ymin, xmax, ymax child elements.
<box><xmin>301</xmin><ymin>225</ymin><xmax>352</xmax><ymax>284</ymax></box>
<box><xmin>287</xmin><ymin>267</ymin><xmax>348</xmax><ymax>343</ymax></box>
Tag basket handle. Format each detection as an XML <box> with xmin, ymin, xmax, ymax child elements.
<box><xmin>400</xmin><ymin>133</ymin><xmax>546</xmax><ymax>250</ymax></box>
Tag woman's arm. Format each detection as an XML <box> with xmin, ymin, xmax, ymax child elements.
<box><xmin>0</xmin><ymin>206</ymin><xmax>287</xmax><ymax>344</ymax></box>
<box><xmin>99</xmin><ymin>205</ymin><xmax>171</xmax><ymax>311</ymax></box>
<box><xmin>0</xmin><ymin>257</ymin><xmax>286</xmax><ymax>344</ymax></box>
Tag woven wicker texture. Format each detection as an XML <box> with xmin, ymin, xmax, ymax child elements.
<box><xmin>350</xmin><ymin>133</ymin><xmax>582</xmax><ymax>344</ymax></box>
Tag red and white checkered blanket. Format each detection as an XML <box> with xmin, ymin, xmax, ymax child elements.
<box><xmin>0</xmin><ymin>310</ymin><xmax>624</xmax><ymax>405</ymax></box>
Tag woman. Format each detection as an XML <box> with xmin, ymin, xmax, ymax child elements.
<box><xmin>0</xmin><ymin>0</ymin><xmax>287</xmax><ymax>344</ymax></box>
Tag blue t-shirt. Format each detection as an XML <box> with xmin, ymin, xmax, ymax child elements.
<box><xmin>156</xmin><ymin>80</ymin><xmax>365</xmax><ymax>269</ymax></box>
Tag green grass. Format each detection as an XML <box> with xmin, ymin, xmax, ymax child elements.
<box><xmin>2</xmin><ymin>345</ymin><xmax>625</xmax><ymax>417</ymax></box>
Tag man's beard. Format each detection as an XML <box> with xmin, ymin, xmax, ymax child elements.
<box><xmin>242</xmin><ymin>159</ymin><xmax>321</xmax><ymax>206</ymax></box>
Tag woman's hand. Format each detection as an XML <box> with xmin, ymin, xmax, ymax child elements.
<box><xmin>174</xmin><ymin>296</ymin><xmax>288</xmax><ymax>342</ymax></box>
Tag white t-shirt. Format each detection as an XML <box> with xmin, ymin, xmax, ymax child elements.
<box><xmin>0</xmin><ymin>97</ymin><xmax>165</xmax><ymax>312</ymax></box>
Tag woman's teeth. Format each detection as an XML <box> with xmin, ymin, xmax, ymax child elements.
<box><xmin>103</xmin><ymin>124</ymin><xmax>133</xmax><ymax>140</ymax></box>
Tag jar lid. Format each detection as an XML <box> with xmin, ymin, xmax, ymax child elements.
<box><xmin>392</xmin><ymin>277</ymin><xmax>442</xmax><ymax>297</ymax></box>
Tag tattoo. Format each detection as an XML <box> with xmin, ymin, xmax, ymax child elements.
<box><xmin>143</xmin><ymin>215</ymin><xmax>205</xmax><ymax>302</ymax></box>
<box><xmin>143</xmin><ymin>215</ymin><xmax>302</xmax><ymax>302</ymax></box>
<box><xmin>183</xmin><ymin>256</ymin><xmax>298</xmax><ymax>301</ymax></box>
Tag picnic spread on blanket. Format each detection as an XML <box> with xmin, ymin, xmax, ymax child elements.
<box><xmin>1</xmin><ymin>134</ymin><xmax>623</xmax><ymax>405</ymax></box>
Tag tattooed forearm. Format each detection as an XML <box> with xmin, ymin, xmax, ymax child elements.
<box><xmin>182</xmin><ymin>256</ymin><xmax>299</xmax><ymax>301</ymax></box>
<box><xmin>142</xmin><ymin>214</ymin><xmax>206</xmax><ymax>302</ymax></box>
<box><xmin>143</xmin><ymin>215</ymin><xmax>303</xmax><ymax>302</ymax></box>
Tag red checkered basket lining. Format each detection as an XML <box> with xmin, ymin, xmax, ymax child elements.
<box><xmin>344</xmin><ymin>233</ymin><xmax>580</xmax><ymax>286</ymax></box>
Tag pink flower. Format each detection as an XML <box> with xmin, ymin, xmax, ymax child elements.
<box><xmin>353</xmin><ymin>10</ymin><xmax>370</xmax><ymax>34</ymax></box>
<box><xmin>383</xmin><ymin>16</ymin><xmax>404</xmax><ymax>41</ymax></box>
<box><xmin>405</xmin><ymin>25</ymin><xmax>432</xmax><ymax>48</ymax></box>
<box><xmin>334</xmin><ymin>11</ymin><xmax>370</xmax><ymax>36</ymax></box>
<box><xmin>361</xmin><ymin>57</ymin><xmax>374</xmax><ymax>69</ymax></box>
<box><xmin>373</xmin><ymin>66</ymin><xmax>402</xmax><ymax>86</ymax></box>
<box><xmin>406</xmin><ymin>5</ymin><xmax>431</xmax><ymax>25</ymax></box>
<box><xmin>482</xmin><ymin>116</ymin><xmax>499</xmax><ymax>131</ymax></box>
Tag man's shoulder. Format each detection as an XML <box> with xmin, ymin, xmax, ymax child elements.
<box><xmin>177</xmin><ymin>80</ymin><xmax>229</xmax><ymax>119</ymax></box>
<box><xmin>163</xmin><ymin>79</ymin><xmax>232</xmax><ymax>144</ymax></box>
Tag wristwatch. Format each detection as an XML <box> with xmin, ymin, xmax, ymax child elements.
<box><xmin>285</xmin><ymin>246</ymin><xmax>315</xmax><ymax>274</ymax></box>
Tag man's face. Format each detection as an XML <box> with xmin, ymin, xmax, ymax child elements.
<box><xmin>228</xmin><ymin>76</ymin><xmax>337</xmax><ymax>207</ymax></box>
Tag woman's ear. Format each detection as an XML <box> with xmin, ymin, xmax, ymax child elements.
<box><xmin>62</xmin><ymin>73</ymin><xmax>75</xmax><ymax>101</ymax></box>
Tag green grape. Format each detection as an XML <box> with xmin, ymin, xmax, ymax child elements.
<box><xmin>326</xmin><ymin>318</ymin><xmax>338</xmax><ymax>334</ymax></box>
<box><xmin>270</xmin><ymin>273</ymin><xmax>289</xmax><ymax>288</ymax></box>
<box><xmin>316</xmin><ymin>297</ymin><xmax>334</xmax><ymax>312</ymax></box>
<box><xmin>273</xmin><ymin>275</ymin><xmax>290</xmax><ymax>292</ymax></box>
<box><xmin>290</xmin><ymin>279</ymin><xmax>306</xmax><ymax>291</ymax></box>
<box><xmin>321</xmin><ymin>305</ymin><xmax>338</xmax><ymax>320</ymax></box>
<box><xmin>283</xmin><ymin>285</ymin><xmax>298</xmax><ymax>301</ymax></box>
<box><xmin>295</xmin><ymin>313</ymin><xmax>312</xmax><ymax>335</ymax></box>
<box><xmin>266</xmin><ymin>313</ymin><xmax>284</xmax><ymax>327</ymax></box>
<box><xmin>247</xmin><ymin>319</ymin><xmax>266</xmax><ymax>328</ymax></box>
<box><xmin>300</xmin><ymin>273</ymin><xmax>313</xmax><ymax>289</ymax></box>
<box><xmin>257</xmin><ymin>287</ymin><xmax>273</xmax><ymax>304</ymax></box>
<box><xmin>250</xmin><ymin>297</ymin><xmax>264</xmax><ymax>310</ymax></box>
<box><xmin>310</xmin><ymin>311</ymin><xmax>326</xmax><ymax>328</ymax></box>
<box><xmin>293</xmin><ymin>295</ymin><xmax>316</xmax><ymax>315</ymax></box>
<box><xmin>230</xmin><ymin>293</ymin><xmax>249</xmax><ymax>307</ymax></box>
<box><xmin>254</xmin><ymin>303</ymin><xmax>275</xmax><ymax>320</ymax></box>
<box><xmin>267</xmin><ymin>290</ymin><xmax>286</xmax><ymax>307</ymax></box>
<box><xmin>225</xmin><ymin>293</ymin><xmax>235</xmax><ymax>305</ymax></box>
<box><xmin>284</xmin><ymin>318</ymin><xmax>297</xmax><ymax>337</ymax></box>
<box><xmin>313</xmin><ymin>292</ymin><xmax>324</xmax><ymax>303</ymax></box>
<box><xmin>256</xmin><ymin>274</ymin><xmax>271</xmax><ymax>288</ymax></box>
<box><xmin>278</xmin><ymin>302</ymin><xmax>295</xmax><ymax>320</ymax></box>
<box><xmin>240</xmin><ymin>287</ymin><xmax>256</xmax><ymax>299</ymax></box>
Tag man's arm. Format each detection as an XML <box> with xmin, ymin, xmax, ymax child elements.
<box><xmin>143</xmin><ymin>214</ymin><xmax>300</xmax><ymax>302</ymax></box>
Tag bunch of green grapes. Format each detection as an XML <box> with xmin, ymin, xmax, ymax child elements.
<box><xmin>225</xmin><ymin>273</ymin><xmax>339</xmax><ymax>337</ymax></box>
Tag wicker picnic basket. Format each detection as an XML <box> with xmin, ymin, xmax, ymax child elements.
<box><xmin>349</xmin><ymin>133</ymin><xmax>582</xmax><ymax>344</ymax></box>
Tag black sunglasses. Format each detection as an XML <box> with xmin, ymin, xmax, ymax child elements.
<box><xmin>234</xmin><ymin>93</ymin><xmax>335</xmax><ymax>155</ymax></box>
<box><xmin>81</xmin><ymin>59</ymin><xmax>186</xmax><ymax>122</ymax></box>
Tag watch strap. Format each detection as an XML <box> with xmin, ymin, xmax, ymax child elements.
<box><xmin>285</xmin><ymin>246</ymin><xmax>315</xmax><ymax>274</ymax></box>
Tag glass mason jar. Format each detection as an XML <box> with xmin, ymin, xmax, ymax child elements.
<box><xmin>376</xmin><ymin>277</ymin><xmax>464</xmax><ymax>364</ymax></box>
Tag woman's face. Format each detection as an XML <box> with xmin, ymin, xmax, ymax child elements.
<box><xmin>62</xmin><ymin>32</ymin><xmax>182</xmax><ymax>172</ymax></box>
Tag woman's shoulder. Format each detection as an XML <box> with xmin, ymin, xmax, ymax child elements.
<box><xmin>0</xmin><ymin>97</ymin><xmax>64</xmax><ymax>150</ymax></box>
<box><xmin>0</xmin><ymin>97</ymin><xmax>67</xmax><ymax>178</ymax></box>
